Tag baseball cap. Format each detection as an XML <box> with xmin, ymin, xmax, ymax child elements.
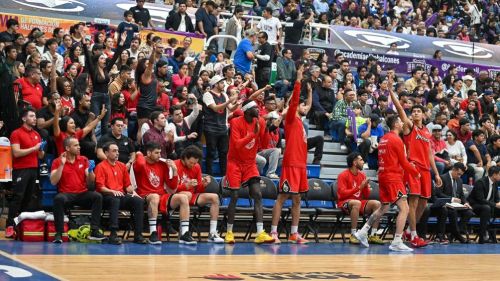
<box><xmin>432</xmin><ymin>124</ymin><xmax>442</xmax><ymax>131</ymax></box>
<box><xmin>462</xmin><ymin>75</ymin><xmax>474</xmax><ymax>81</ymax></box>
<box><xmin>156</xmin><ymin>60</ymin><xmax>168</xmax><ymax>68</ymax></box>
<box><xmin>209</xmin><ymin>75</ymin><xmax>225</xmax><ymax>87</ymax></box>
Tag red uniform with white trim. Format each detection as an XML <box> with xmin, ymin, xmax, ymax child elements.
<box><xmin>378</xmin><ymin>132</ymin><xmax>419</xmax><ymax>204</ymax></box>
<box><xmin>225</xmin><ymin>116</ymin><xmax>265</xmax><ymax>189</ymax></box>
<box><xmin>174</xmin><ymin>159</ymin><xmax>204</xmax><ymax>206</ymax></box>
<box><xmin>51</xmin><ymin>155</ymin><xmax>89</xmax><ymax>193</ymax></box>
<box><xmin>337</xmin><ymin>169</ymin><xmax>370</xmax><ymax>215</ymax></box>
<box><xmin>403</xmin><ymin>125</ymin><xmax>432</xmax><ymax>198</ymax></box>
<box><xmin>133</xmin><ymin>153</ymin><xmax>179</xmax><ymax>214</ymax></box>
<box><xmin>279</xmin><ymin>82</ymin><xmax>308</xmax><ymax>193</ymax></box>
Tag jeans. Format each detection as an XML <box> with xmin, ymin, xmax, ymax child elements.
<box><xmin>204</xmin><ymin>131</ymin><xmax>229</xmax><ymax>175</ymax></box>
<box><xmin>257</xmin><ymin>148</ymin><xmax>281</xmax><ymax>176</ymax></box>
<box><xmin>90</xmin><ymin>91</ymin><xmax>110</xmax><ymax>136</ymax></box>
<box><xmin>53</xmin><ymin>191</ymin><xmax>102</xmax><ymax>233</ymax></box>
<box><xmin>274</xmin><ymin>80</ymin><xmax>293</xmax><ymax>98</ymax></box>
<box><xmin>329</xmin><ymin>119</ymin><xmax>346</xmax><ymax>143</ymax></box>
<box><xmin>103</xmin><ymin>195</ymin><xmax>144</xmax><ymax>235</ymax></box>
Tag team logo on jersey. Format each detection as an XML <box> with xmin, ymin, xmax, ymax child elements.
<box><xmin>245</xmin><ymin>138</ymin><xmax>256</xmax><ymax>149</ymax></box>
<box><xmin>148</xmin><ymin>170</ymin><xmax>160</xmax><ymax>188</ymax></box>
<box><xmin>415</xmin><ymin>133</ymin><xmax>430</xmax><ymax>143</ymax></box>
<box><xmin>281</xmin><ymin>180</ymin><xmax>291</xmax><ymax>193</ymax></box>
<box><xmin>12</xmin><ymin>0</ymin><xmax>86</xmax><ymax>12</ymax></box>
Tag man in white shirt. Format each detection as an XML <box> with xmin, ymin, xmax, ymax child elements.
<box><xmin>257</xmin><ymin>7</ymin><xmax>282</xmax><ymax>46</ymax></box>
<box><xmin>42</xmin><ymin>38</ymin><xmax>64</xmax><ymax>74</ymax></box>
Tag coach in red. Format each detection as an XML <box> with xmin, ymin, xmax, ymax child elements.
<box><xmin>50</xmin><ymin>137</ymin><xmax>105</xmax><ymax>243</ymax></box>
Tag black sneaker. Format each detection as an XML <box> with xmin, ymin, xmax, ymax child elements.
<box><xmin>39</xmin><ymin>163</ymin><xmax>49</xmax><ymax>176</ymax></box>
<box><xmin>88</xmin><ymin>229</ymin><xmax>106</xmax><ymax>241</ymax></box>
<box><xmin>53</xmin><ymin>232</ymin><xmax>63</xmax><ymax>244</ymax></box>
<box><xmin>133</xmin><ymin>235</ymin><xmax>148</xmax><ymax>244</ymax></box>
<box><xmin>148</xmin><ymin>231</ymin><xmax>162</xmax><ymax>245</ymax></box>
<box><xmin>108</xmin><ymin>231</ymin><xmax>122</xmax><ymax>245</ymax></box>
<box><xmin>179</xmin><ymin>232</ymin><xmax>197</xmax><ymax>245</ymax></box>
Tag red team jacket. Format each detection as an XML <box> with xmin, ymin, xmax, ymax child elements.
<box><xmin>378</xmin><ymin>131</ymin><xmax>419</xmax><ymax>183</ymax></box>
<box><xmin>133</xmin><ymin>153</ymin><xmax>179</xmax><ymax>197</ymax></box>
<box><xmin>282</xmin><ymin>82</ymin><xmax>307</xmax><ymax>169</ymax></box>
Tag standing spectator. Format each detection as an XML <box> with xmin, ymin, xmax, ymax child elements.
<box><xmin>50</xmin><ymin>137</ymin><xmax>105</xmax><ymax>243</ymax></box>
<box><xmin>275</xmin><ymin>49</ymin><xmax>296</xmax><ymax>98</ymax></box>
<box><xmin>284</xmin><ymin>10</ymin><xmax>314</xmax><ymax>44</ymax></box>
<box><xmin>233</xmin><ymin>30</ymin><xmax>256</xmax><ymax>75</ymax></box>
<box><xmin>70</xmin><ymin>94</ymin><xmax>97</xmax><ymax>160</ymax></box>
<box><xmin>468</xmin><ymin>166</ymin><xmax>500</xmax><ymax>243</ymax></box>
<box><xmin>116</xmin><ymin>11</ymin><xmax>140</xmax><ymax>49</ymax></box>
<box><xmin>142</xmin><ymin>111</ymin><xmax>174</xmax><ymax>159</ymax></box>
<box><xmin>0</xmin><ymin>19</ymin><xmax>19</xmax><ymax>44</ymax></box>
<box><xmin>257</xmin><ymin>7</ymin><xmax>283</xmax><ymax>46</ymax></box>
<box><xmin>42</xmin><ymin>39</ymin><xmax>64</xmax><ymax>74</ymax></box>
<box><xmin>224</xmin><ymin>6</ymin><xmax>244</xmax><ymax>56</ymax></box>
<box><xmin>168</xmin><ymin>99</ymin><xmax>200</xmax><ymax>157</ymax></box>
<box><xmin>128</xmin><ymin>37</ymin><xmax>140</xmax><ymax>59</ymax></box>
<box><xmin>267</xmin><ymin>0</ymin><xmax>283</xmax><ymax>17</ymax></box>
<box><xmin>96</xmin><ymin>117</ymin><xmax>136</xmax><ymax>168</ymax></box>
<box><xmin>129</xmin><ymin>0</ymin><xmax>155</xmax><ymax>29</ymax></box>
<box><xmin>94</xmin><ymin>142</ymin><xmax>146</xmax><ymax>245</ymax></box>
<box><xmin>255</xmin><ymin>32</ymin><xmax>273</xmax><ymax>89</ymax></box>
<box><xmin>202</xmin><ymin>75</ymin><xmax>238</xmax><ymax>175</ymax></box>
<box><xmin>5</xmin><ymin>109</ymin><xmax>44</xmax><ymax>238</ymax></box>
<box><xmin>196</xmin><ymin>1</ymin><xmax>218</xmax><ymax>51</ymax></box>
<box><xmin>165</xmin><ymin>1</ymin><xmax>195</xmax><ymax>33</ymax></box>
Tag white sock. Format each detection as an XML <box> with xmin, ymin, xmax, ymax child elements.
<box><xmin>370</xmin><ymin>228</ymin><xmax>378</xmax><ymax>236</ymax></box>
<box><xmin>210</xmin><ymin>220</ymin><xmax>217</xmax><ymax>234</ymax></box>
<box><xmin>359</xmin><ymin>224</ymin><xmax>370</xmax><ymax>235</ymax></box>
<box><xmin>406</xmin><ymin>226</ymin><xmax>411</xmax><ymax>233</ymax></box>
<box><xmin>291</xmin><ymin>225</ymin><xmax>298</xmax><ymax>234</ymax></box>
<box><xmin>148</xmin><ymin>219</ymin><xmax>156</xmax><ymax>234</ymax></box>
<box><xmin>180</xmin><ymin>220</ymin><xmax>189</xmax><ymax>235</ymax></box>
<box><xmin>393</xmin><ymin>233</ymin><xmax>403</xmax><ymax>243</ymax></box>
<box><xmin>411</xmin><ymin>231</ymin><xmax>417</xmax><ymax>240</ymax></box>
<box><xmin>351</xmin><ymin>229</ymin><xmax>357</xmax><ymax>235</ymax></box>
<box><xmin>256</xmin><ymin>222</ymin><xmax>264</xmax><ymax>233</ymax></box>
<box><xmin>271</xmin><ymin>225</ymin><xmax>278</xmax><ymax>233</ymax></box>
<box><xmin>227</xmin><ymin>224</ymin><xmax>233</xmax><ymax>232</ymax></box>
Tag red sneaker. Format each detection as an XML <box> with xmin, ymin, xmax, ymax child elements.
<box><xmin>5</xmin><ymin>226</ymin><xmax>15</xmax><ymax>239</ymax></box>
<box><xmin>410</xmin><ymin>236</ymin><xmax>428</xmax><ymax>248</ymax></box>
<box><xmin>403</xmin><ymin>231</ymin><xmax>412</xmax><ymax>241</ymax></box>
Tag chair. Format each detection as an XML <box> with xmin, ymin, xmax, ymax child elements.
<box><xmin>327</xmin><ymin>182</ymin><xmax>347</xmax><ymax>242</ymax></box>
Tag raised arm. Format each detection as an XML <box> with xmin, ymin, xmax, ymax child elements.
<box><xmin>81</xmin><ymin>105</ymin><xmax>108</xmax><ymax>137</ymax></box>
<box><xmin>141</xmin><ymin>43</ymin><xmax>156</xmax><ymax>83</ymax></box>
<box><xmin>389</xmin><ymin>88</ymin><xmax>413</xmax><ymax>130</ymax></box>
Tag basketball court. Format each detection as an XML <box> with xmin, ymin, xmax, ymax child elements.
<box><xmin>0</xmin><ymin>241</ymin><xmax>498</xmax><ymax>280</ymax></box>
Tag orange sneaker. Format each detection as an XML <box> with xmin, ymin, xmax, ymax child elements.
<box><xmin>289</xmin><ymin>233</ymin><xmax>309</xmax><ymax>244</ymax></box>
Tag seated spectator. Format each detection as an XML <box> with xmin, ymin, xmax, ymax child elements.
<box><xmin>96</xmin><ymin>117</ymin><xmax>136</xmax><ymax>168</ymax></box>
<box><xmin>50</xmin><ymin>137</ymin><xmax>105</xmax><ymax>243</ymax></box>
<box><xmin>17</xmin><ymin>65</ymin><xmax>43</xmax><ymax>110</ymax></box>
<box><xmin>464</xmin><ymin>100</ymin><xmax>480</xmax><ymax>130</ymax></box>
<box><xmin>445</xmin><ymin>130</ymin><xmax>468</xmax><ymax>167</ymax></box>
<box><xmin>70</xmin><ymin>94</ymin><xmax>97</xmax><ymax>160</ymax></box>
<box><xmin>465</xmin><ymin>130</ymin><xmax>491</xmax><ymax>182</ymax></box>
<box><xmin>172</xmin><ymin>63</ymin><xmax>191</xmax><ymax>94</ymax></box>
<box><xmin>487</xmin><ymin>135</ymin><xmax>500</xmax><ymax>166</ymax></box>
<box><xmin>142</xmin><ymin>111</ymin><xmax>174</xmax><ymax>159</ymax></box>
<box><xmin>94</xmin><ymin>142</ymin><xmax>146</xmax><ymax>245</ymax></box>
<box><xmin>478</xmin><ymin>116</ymin><xmax>496</xmax><ymax>142</ymax></box>
<box><xmin>257</xmin><ymin>111</ymin><xmax>282</xmax><ymax>179</ymax></box>
<box><xmin>356</xmin><ymin>114</ymin><xmax>384</xmax><ymax>169</ymax></box>
<box><xmin>312</xmin><ymin>75</ymin><xmax>335</xmax><ymax>131</ymax></box>
<box><xmin>447</xmin><ymin>108</ymin><xmax>466</xmax><ymax>132</ymax></box>
<box><xmin>468</xmin><ymin>166</ymin><xmax>500</xmax><ymax>244</ymax></box>
<box><xmin>168</xmin><ymin>101</ymin><xmax>201</xmax><ymax>157</ymax></box>
<box><xmin>174</xmin><ymin>145</ymin><xmax>224</xmax><ymax>243</ymax></box>
<box><xmin>337</xmin><ymin>152</ymin><xmax>383</xmax><ymax>245</ymax></box>
<box><xmin>455</xmin><ymin>118</ymin><xmax>472</xmax><ymax>144</ymax></box>
<box><xmin>430</xmin><ymin>124</ymin><xmax>451</xmax><ymax>175</ymax></box>
<box><xmin>133</xmin><ymin>142</ymin><xmax>195</xmax><ymax>245</ymax></box>
<box><xmin>330</xmin><ymin>88</ymin><xmax>357</xmax><ymax>150</ymax></box>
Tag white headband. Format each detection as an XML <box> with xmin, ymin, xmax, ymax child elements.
<box><xmin>242</xmin><ymin>101</ymin><xmax>257</xmax><ymax>112</ymax></box>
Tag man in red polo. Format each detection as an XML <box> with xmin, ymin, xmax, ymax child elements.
<box><xmin>17</xmin><ymin>65</ymin><xmax>43</xmax><ymax>110</ymax></box>
<box><xmin>6</xmin><ymin>108</ymin><xmax>44</xmax><ymax>238</ymax></box>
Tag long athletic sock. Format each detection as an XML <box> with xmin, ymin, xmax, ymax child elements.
<box><xmin>256</xmin><ymin>222</ymin><xmax>264</xmax><ymax>233</ymax></box>
<box><xmin>291</xmin><ymin>225</ymin><xmax>298</xmax><ymax>234</ymax></box>
<box><xmin>148</xmin><ymin>219</ymin><xmax>156</xmax><ymax>234</ymax></box>
<box><xmin>359</xmin><ymin>224</ymin><xmax>370</xmax><ymax>236</ymax></box>
<box><xmin>394</xmin><ymin>233</ymin><xmax>403</xmax><ymax>243</ymax></box>
<box><xmin>227</xmin><ymin>224</ymin><xmax>233</xmax><ymax>232</ymax></box>
<box><xmin>209</xmin><ymin>220</ymin><xmax>217</xmax><ymax>234</ymax></box>
<box><xmin>411</xmin><ymin>231</ymin><xmax>418</xmax><ymax>240</ymax></box>
<box><xmin>180</xmin><ymin>220</ymin><xmax>189</xmax><ymax>235</ymax></box>
<box><xmin>271</xmin><ymin>225</ymin><xmax>278</xmax><ymax>233</ymax></box>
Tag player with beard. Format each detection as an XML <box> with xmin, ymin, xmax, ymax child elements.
<box><xmin>269</xmin><ymin>64</ymin><xmax>311</xmax><ymax>243</ymax></box>
<box><xmin>223</xmin><ymin>99</ymin><xmax>274</xmax><ymax>244</ymax></box>
<box><xmin>389</xmin><ymin>89</ymin><xmax>442</xmax><ymax>248</ymax></box>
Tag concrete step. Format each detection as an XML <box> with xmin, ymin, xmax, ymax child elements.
<box><xmin>308</xmin><ymin>130</ymin><xmax>324</xmax><ymax>138</ymax></box>
<box><xmin>319</xmin><ymin>168</ymin><xmax>378</xmax><ymax>179</ymax></box>
<box><xmin>308</xmin><ymin>153</ymin><xmax>347</xmax><ymax>163</ymax></box>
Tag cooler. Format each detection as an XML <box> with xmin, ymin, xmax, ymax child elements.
<box><xmin>0</xmin><ymin>137</ymin><xmax>12</xmax><ymax>182</ymax></box>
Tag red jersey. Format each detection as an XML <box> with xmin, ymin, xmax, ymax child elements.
<box><xmin>260</xmin><ymin>129</ymin><xmax>280</xmax><ymax>150</ymax></box>
<box><xmin>379</xmin><ymin>131</ymin><xmax>419</xmax><ymax>183</ymax></box>
<box><xmin>60</xmin><ymin>96</ymin><xmax>75</xmax><ymax>115</ymax></box>
<box><xmin>10</xmin><ymin>126</ymin><xmax>41</xmax><ymax>169</ymax></box>
<box><xmin>403</xmin><ymin>125</ymin><xmax>431</xmax><ymax>169</ymax></box>
<box><xmin>133</xmin><ymin>153</ymin><xmax>178</xmax><ymax>198</ymax></box>
<box><xmin>94</xmin><ymin>160</ymin><xmax>131</xmax><ymax>193</ymax></box>
<box><xmin>55</xmin><ymin>129</ymin><xmax>84</xmax><ymax>156</ymax></box>
<box><xmin>51</xmin><ymin>155</ymin><xmax>88</xmax><ymax>193</ymax></box>
<box><xmin>282</xmin><ymin>82</ymin><xmax>307</xmax><ymax>168</ymax></box>
<box><xmin>174</xmin><ymin>159</ymin><xmax>204</xmax><ymax>194</ymax></box>
<box><xmin>227</xmin><ymin>116</ymin><xmax>265</xmax><ymax>164</ymax></box>
<box><xmin>337</xmin><ymin>169</ymin><xmax>369</xmax><ymax>202</ymax></box>
<box><xmin>17</xmin><ymin>77</ymin><xmax>43</xmax><ymax>110</ymax></box>
<box><xmin>122</xmin><ymin>89</ymin><xmax>139</xmax><ymax>112</ymax></box>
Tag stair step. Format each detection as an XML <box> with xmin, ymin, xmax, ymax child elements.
<box><xmin>308</xmin><ymin>153</ymin><xmax>347</xmax><ymax>163</ymax></box>
<box><xmin>307</xmin><ymin>130</ymin><xmax>324</xmax><ymax>137</ymax></box>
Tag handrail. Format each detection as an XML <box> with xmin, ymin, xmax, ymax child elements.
<box><xmin>204</xmin><ymin>34</ymin><xmax>240</xmax><ymax>50</ymax></box>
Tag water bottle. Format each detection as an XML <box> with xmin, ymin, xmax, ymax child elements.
<box><xmin>5</xmin><ymin>165</ymin><xmax>11</xmax><ymax>180</ymax></box>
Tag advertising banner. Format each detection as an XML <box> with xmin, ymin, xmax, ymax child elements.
<box><xmin>0</xmin><ymin>12</ymin><xmax>79</xmax><ymax>37</ymax></box>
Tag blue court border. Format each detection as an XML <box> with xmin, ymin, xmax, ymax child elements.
<box><xmin>0</xmin><ymin>250</ymin><xmax>59</xmax><ymax>280</ymax></box>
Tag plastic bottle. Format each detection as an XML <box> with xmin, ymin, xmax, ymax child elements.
<box><xmin>5</xmin><ymin>164</ymin><xmax>11</xmax><ymax>180</ymax></box>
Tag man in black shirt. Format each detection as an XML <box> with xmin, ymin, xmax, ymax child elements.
<box><xmin>97</xmin><ymin>117</ymin><xmax>136</xmax><ymax>168</ymax></box>
<box><xmin>70</xmin><ymin>94</ymin><xmax>97</xmax><ymax>160</ymax></box>
<box><xmin>255</xmin><ymin>32</ymin><xmax>273</xmax><ymax>89</ymax></box>
<box><xmin>0</xmin><ymin>19</ymin><xmax>19</xmax><ymax>45</ymax></box>
<box><xmin>284</xmin><ymin>10</ymin><xmax>314</xmax><ymax>44</ymax></box>
<box><xmin>129</xmin><ymin>0</ymin><xmax>155</xmax><ymax>29</ymax></box>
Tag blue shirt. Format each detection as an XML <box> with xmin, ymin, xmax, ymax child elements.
<box><xmin>117</xmin><ymin>21</ymin><xmax>139</xmax><ymax>48</ymax></box>
<box><xmin>195</xmin><ymin>8</ymin><xmax>217</xmax><ymax>37</ymax></box>
<box><xmin>357</xmin><ymin>123</ymin><xmax>385</xmax><ymax>141</ymax></box>
<box><xmin>167</xmin><ymin>57</ymin><xmax>182</xmax><ymax>74</ymax></box>
<box><xmin>234</xmin><ymin>39</ymin><xmax>253</xmax><ymax>74</ymax></box>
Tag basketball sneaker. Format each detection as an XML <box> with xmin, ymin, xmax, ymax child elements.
<box><xmin>224</xmin><ymin>231</ymin><xmax>235</xmax><ymax>244</ymax></box>
<box><xmin>354</xmin><ymin>232</ymin><xmax>369</xmax><ymax>248</ymax></box>
<box><xmin>349</xmin><ymin>235</ymin><xmax>360</xmax><ymax>244</ymax></box>
<box><xmin>410</xmin><ymin>236</ymin><xmax>428</xmax><ymax>248</ymax></box>
<box><xmin>207</xmin><ymin>232</ymin><xmax>224</xmax><ymax>243</ymax></box>
<box><xmin>89</xmin><ymin>229</ymin><xmax>106</xmax><ymax>241</ymax></box>
<box><xmin>254</xmin><ymin>231</ymin><xmax>275</xmax><ymax>244</ymax></box>
<box><xmin>368</xmin><ymin>235</ymin><xmax>385</xmax><ymax>245</ymax></box>
<box><xmin>148</xmin><ymin>231</ymin><xmax>162</xmax><ymax>245</ymax></box>
<box><xmin>289</xmin><ymin>233</ymin><xmax>309</xmax><ymax>244</ymax></box>
<box><xmin>270</xmin><ymin>231</ymin><xmax>281</xmax><ymax>244</ymax></box>
<box><xmin>5</xmin><ymin>226</ymin><xmax>15</xmax><ymax>239</ymax></box>
<box><xmin>179</xmin><ymin>232</ymin><xmax>197</xmax><ymax>245</ymax></box>
<box><xmin>53</xmin><ymin>232</ymin><xmax>63</xmax><ymax>244</ymax></box>
<box><xmin>108</xmin><ymin>231</ymin><xmax>122</xmax><ymax>245</ymax></box>
<box><xmin>389</xmin><ymin>241</ymin><xmax>414</xmax><ymax>252</ymax></box>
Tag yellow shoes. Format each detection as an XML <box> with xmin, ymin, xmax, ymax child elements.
<box><xmin>254</xmin><ymin>230</ymin><xmax>275</xmax><ymax>244</ymax></box>
<box><xmin>224</xmin><ymin>231</ymin><xmax>235</xmax><ymax>244</ymax></box>
<box><xmin>368</xmin><ymin>235</ymin><xmax>385</xmax><ymax>245</ymax></box>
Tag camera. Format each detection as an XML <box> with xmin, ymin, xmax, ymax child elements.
<box><xmin>186</xmin><ymin>98</ymin><xmax>196</xmax><ymax>105</ymax></box>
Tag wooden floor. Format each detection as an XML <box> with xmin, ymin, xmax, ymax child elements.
<box><xmin>14</xmin><ymin>254</ymin><xmax>500</xmax><ymax>280</ymax></box>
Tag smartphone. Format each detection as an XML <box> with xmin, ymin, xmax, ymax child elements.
<box><xmin>85</xmin><ymin>35</ymin><xmax>91</xmax><ymax>41</ymax></box>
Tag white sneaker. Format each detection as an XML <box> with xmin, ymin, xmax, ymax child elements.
<box><xmin>354</xmin><ymin>231</ymin><xmax>369</xmax><ymax>248</ymax></box>
<box><xmin>389</xmin><ymin>241</ymin><xmax>414</xmax><ymax>252</ymax></box>
<box><xmin>340</xmin><ymin>145</ymin><xmax>347</xmax><ymax>151</ymax></box>
<box><xmin>207</xmin><ymin>232</ymin><xmax>224</xmax><ymax>243</ymax></box>
<box><xmin>267</xmin><ymin>173</ymin><xmax>280</xmax><ymax>179</ymax></box>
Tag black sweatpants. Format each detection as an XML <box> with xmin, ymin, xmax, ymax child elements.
<box><xmin>7</xmin><ymin>168</ymin><xmax>39</xmax><ymax>226</ymax></box>
<box><xmin>103</xmin><ymin>194</ymin><xmax>144</xmax><ymax>235</ymax></box>
<box><xmin>53</xmin><ymin>191</ymin><xmax>102</xmax><ymax>233</ymax></box>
